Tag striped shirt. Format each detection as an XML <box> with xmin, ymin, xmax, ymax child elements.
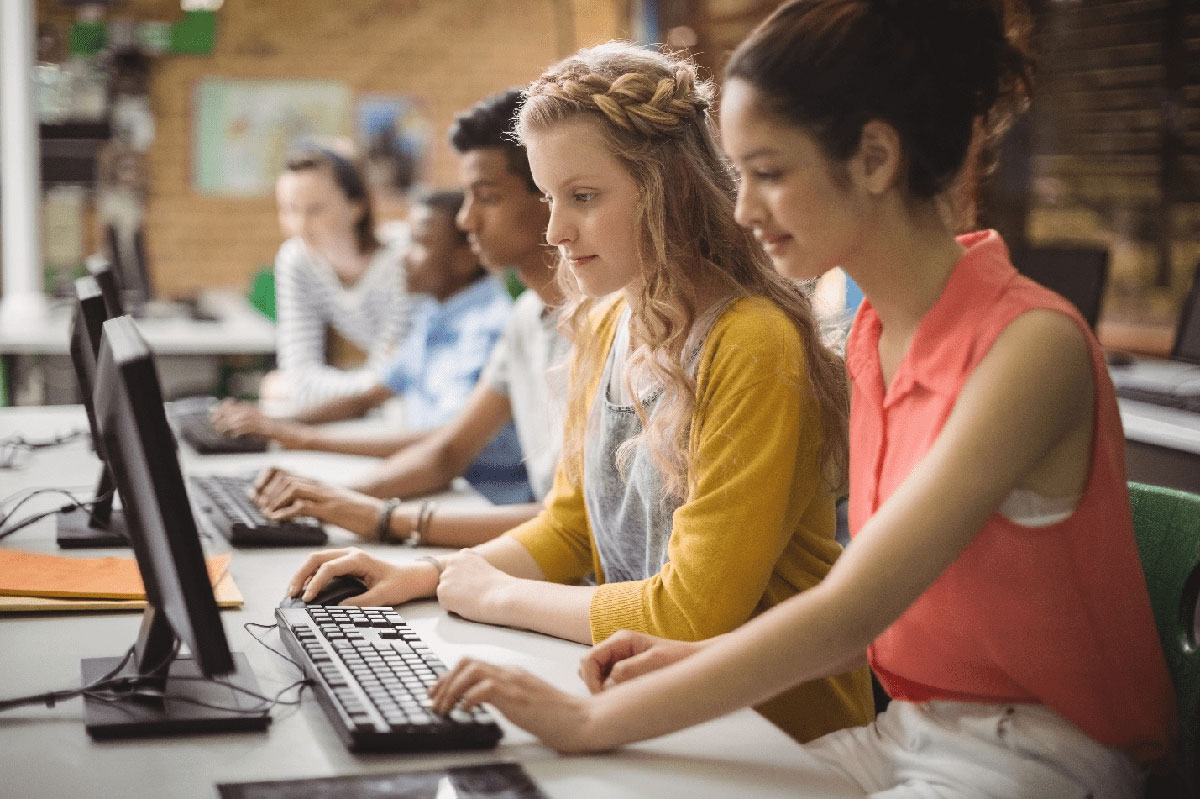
<box><xmin>273</xmin><ymin>232</ymin><xmax>413</xmax><ymax>407</ymax></box>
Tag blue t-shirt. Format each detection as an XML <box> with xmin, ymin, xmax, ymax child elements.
<box><xmin>381</xmin><ymin>275</ymin><xmax>532</xmax><ymax>504</ymax></box>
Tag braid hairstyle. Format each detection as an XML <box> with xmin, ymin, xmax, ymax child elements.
<box><xmin>517</xmin><ymin>41</ymin><xmax>849</xmax><ymax>500</ymax></box>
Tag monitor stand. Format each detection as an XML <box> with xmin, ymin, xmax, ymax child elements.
<box><xmin>56</xmin><ymin>467</ymin><xmax>130</xmax><ymax>548</ymax></box>
<box><xmin>81</xmin><ymin>652</ymin><xmax>270</xmax><ymax>739</ymax></box>
<box><xmin>80</xmin><ymin>610</ymin><xmax>270</xmax><ymax>739</ymax></box>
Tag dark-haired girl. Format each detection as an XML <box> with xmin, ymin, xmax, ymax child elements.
<box><xmin>269</xmin><ymin>146</ymin><xmax>411</xmax><ymax>408</ymax></box>
<box><xmin>429</xmin><ymin>2</ymin><xmax>1174</xmax><ymax>795</ymax></box>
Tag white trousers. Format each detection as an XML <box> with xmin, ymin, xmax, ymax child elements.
<box><xmin>802</xmin><ymin>700</ymin><xmax>1144</xmax><ymax>799</ymax></box>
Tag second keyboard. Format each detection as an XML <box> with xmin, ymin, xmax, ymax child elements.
<box><xmin>189</xmin><ymin>473</ymin><xmax>327</xmax><ymax>547</ymax></box>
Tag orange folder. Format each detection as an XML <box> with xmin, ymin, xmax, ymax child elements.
<box><xmin>0</xmin><ymin>550</ymin><xmax>232</xmax><ymax>600</ymax></box>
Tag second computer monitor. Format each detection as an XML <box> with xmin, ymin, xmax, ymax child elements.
<box><xmin>58</xmin><ymin>276</ymin><xmax>128</xmax><ymax>548</ymax></box>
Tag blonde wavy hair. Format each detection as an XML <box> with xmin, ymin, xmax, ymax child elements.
<box><xmin>517</xmin><ymin>41</ymin><xmax>849</xmax><ymax>499</ymax></box>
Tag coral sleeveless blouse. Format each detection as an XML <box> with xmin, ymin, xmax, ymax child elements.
<box><xmin>845</xmin><ymin>230</ymin><xmax>1174</xmax><ymax>759</ymax></box>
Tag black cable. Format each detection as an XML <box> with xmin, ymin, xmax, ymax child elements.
<box><xmin>0</xmin><ymin>646</ymin><xmax>136</xmax><ymax>713</ymax></box>
<box><xmin>243</xmin><ymin>622</ymin><xmax>305</xmax><ymax>671</ymax></box>
<box><xmin>0</xmin><ymin>617</ymin><xmax>312</xmax><ymax>720</ymax></box>
<box><xmin>0</xmin><ymin>429</ymin><xmax>90</xmax><ymax>470</ymax></box>
<box><xmin>0</xmin><ymin>487</ymin><xmax>117</xmax><ymax>542</ymax></box>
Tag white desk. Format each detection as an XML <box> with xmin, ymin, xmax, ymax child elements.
<box><xmin>0</xmin><ymin>291</ymin><xmax>275</xmax><ymax>356</ymax></box>
<box><xmin>0</xmin><ymin>292</ymin><xmax>276</xmax><ymax>405</ymax></box>
<box><xmin>0</xmin><ymin>406</ymin><xmax>854</xmax><ymax>799</ymax></box>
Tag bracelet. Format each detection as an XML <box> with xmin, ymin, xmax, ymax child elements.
<box><xmin>406</xmin><ymin>500</ymin><xmax>437</xmax><ymax>548</ymax></box>
<box><xmin>417</xmin><ymin>555</ymin><xmax>444</xmax><ymax>576</ymax></box>
<box><xmin>374</xmin><ymin>497</ymin><xmax>402</xmax><ymax>542</ymax></box>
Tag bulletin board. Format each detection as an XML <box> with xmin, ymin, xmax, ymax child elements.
<box><xmin>192</xmin><ymin>78</ymin><xmax>351</xmax><ymax>197</ymax></box>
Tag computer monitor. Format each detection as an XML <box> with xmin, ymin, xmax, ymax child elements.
<box><xmin>57</xmin><ymin>276</ymin><xmax>129</xmax><ymax>548</ymax></box>
<box><xmin>1012</xmin><ymin>245</ymin><xmax>1110</xmax><ymax>330</ymax></box>
<box><xmin>105</xmin><ymin>224</ymin><xmax>154</xmax><ymax>312</ymax></box>
<box><xmin>1171</xmin><ymin>262</ymin><xmax>1200</xmax><ymax>365</ymax></box>
<box><xmin>88</xmin><ymin>259</ymin><xmax>126</xmax><ymax>318</ymax></box>
<box><xmin>81</xmin><ymin>315</ymin><xmax>269</xmax><ymax>739</ymax></box>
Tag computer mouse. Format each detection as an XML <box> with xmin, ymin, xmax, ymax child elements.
<box><xmin>279</xmin><ymin>574</ymin><xmax>367</xmax><ymax>608</ymax></box>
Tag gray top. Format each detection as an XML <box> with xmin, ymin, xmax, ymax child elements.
<box><xmin>584</xmin><ymin>303</ymin><xmax>726</xmax><ymax>582</ymax></box>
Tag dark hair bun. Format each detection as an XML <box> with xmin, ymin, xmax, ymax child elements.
<box><xmin>728</xmin><ymin>0</ymin><xmax>1033</xmax><ymax>198</ymax></box>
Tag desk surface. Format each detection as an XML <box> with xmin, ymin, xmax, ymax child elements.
<box><xmin>0</xmin><ymin>406</ymin><xmax>854</xmax><ymax>799</ymax></box>
<box><xmin>0</xmin><ymin>292</ymin><xmax>276</xmax><ymax>356</ymax></box>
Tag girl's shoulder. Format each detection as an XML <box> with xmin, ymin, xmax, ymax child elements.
<box><xmin>709</xmin><ymin>295</ymin><xmax>803</xmax><ymax>351</ymax></box>
<box><xmin>698</xmin><ymin>296</ymin><xmax>807</xmax><ymax>382</ymax></box>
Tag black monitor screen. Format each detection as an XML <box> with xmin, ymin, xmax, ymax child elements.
<box><xmin>1013</xmin><ymin>245</ymin><xmax>1109</xmax><ymax>330</ymax></box>
<box><xmin>1172</xmin><ymin>264</ymin><xmax>1200</xmax><ymax>364</ymax></box>
<box><xmin>69</xmin><ymin>277</ymin><xmax>108</xmax><ymax>452</ymax></box>
<box><xmin>106</xmin><ymin>225</ymin><xmax>153</xmax><ymax>309</ymax></box>
<box><xmin>93</xmin><ymin>316</ymin><xmax>233</xmax><ymax>676</ymax></box>
<box><xmin>89</xmin><ymin>261</ymin><xmax>126</xmax><ymax>318</ymax></box>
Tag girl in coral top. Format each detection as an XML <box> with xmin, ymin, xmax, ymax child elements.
<box><xmin>286</xmin><ymin>42</ymin><xmax>873</xmax><ymax>744</ymax></box>
<box><xmin>429</xmin><ymin>2</ymin><xmax>1176</xmax><ymax>796</ymax></box>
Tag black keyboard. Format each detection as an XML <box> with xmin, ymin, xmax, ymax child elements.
<box><xmin>275</xmin><ymin>605</ymin><xmax>503</xmax><ymax>753</ymax></box>
<box><xmin>1115</xmin><ymin>385</ymin><xmax>1200</xmax><ymax>414</ymax></box>
<box><xmin>189</xmin><ymin>473</ymin><xmax>327</xmax><ymax>547</ymax></box>
<box><xmin>173</xmin><ymin>404</ymin><xmax>268</xmax><ymax>454</ymax></box>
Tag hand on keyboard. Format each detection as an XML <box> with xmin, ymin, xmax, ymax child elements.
<box><xmin>211</xmin><ymin>399</ymin><xmax>309</xmax><ymax>449</ymax></box>
<box><xmin>253</xmin><ymin>467</ymin><xmax>384</xmax><ymax>538</ymax></box>
<box><xmin>428</xmin><ymin>655</ymin><xmax>596</xmax><ymax>754</ymax></box>
<box><xmin>286</xmin><ymin>547</ymin><xmax>442</xmax><ymax>608</ymax></box>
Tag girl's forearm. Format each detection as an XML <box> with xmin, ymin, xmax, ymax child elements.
<box><xmin>492</xmin><ymin>579</ymin><xmax>595</xmax><ymax>644</ymax></box>
<box><xmin>586</xmin><ymin>581</ymin><xmax>872</xmax><ymax>748</ymax></box>
<box><xmin>423</xmin><ymin>505</ymin><xmax>542</xmax><ymax>548</ymax></box>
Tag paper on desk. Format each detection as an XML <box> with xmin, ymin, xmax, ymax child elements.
<box><xmin>0</xmin><ymin>568</ymin><xmax>243</xmax><ymax>612</ymax></box>
<box><xmin>0</xmin><ymin>550</ymin><xmax>232</xmax><ymax>600</ymax></box>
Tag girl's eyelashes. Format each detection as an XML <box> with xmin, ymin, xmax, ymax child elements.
<box><xmin>540</xmin><ymin>191</ymin><xmax>598</xmax><ymax>205</ymax></box>
<box><xmin>748</xmin><ymin>168</ymin><xmax>783</xmax><ymax>183</ymax></box>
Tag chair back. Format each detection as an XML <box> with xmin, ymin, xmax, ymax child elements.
<box><xmin>1130</xmin><ymin>481</ymin><xmax>1200</xmax><ymax>795</ymax></box>
<box><xmin>247</xmin><ymin>267</ymin><xmax>276</xmax><ymax>321</ymax></box>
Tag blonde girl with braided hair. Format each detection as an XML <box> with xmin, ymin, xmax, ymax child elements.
<box><xmin>285</xmin><ymin>41</ymin><xmax>874</xmax><ymax>744</ymax></box>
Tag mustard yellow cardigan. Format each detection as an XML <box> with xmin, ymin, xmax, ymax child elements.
<box><xmin>507</xmin><ymin>296</ymin><xmax>873</xmax><ymax>742</ymax></box>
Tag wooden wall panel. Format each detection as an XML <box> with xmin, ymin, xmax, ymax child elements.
<box><xmin>37</xmin><ymin>0</ymin><xmax>626</xmax><ymax>296</ymax></box>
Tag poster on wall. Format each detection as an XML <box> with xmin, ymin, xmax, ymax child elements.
<box><xmin>192</xmin><ymin>78</ymin><xmax>351</xmax><ymax>196</ymax></box>
<box><xmin>356</xmin><ymin>93</ymin><xmax>432</xmax><ymax>197</ymax></box>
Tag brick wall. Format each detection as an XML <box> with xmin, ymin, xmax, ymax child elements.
<box><xmin>38</xmin><ymin>0</ymin><xmax>626</xmax><ymax>297</ymax></box>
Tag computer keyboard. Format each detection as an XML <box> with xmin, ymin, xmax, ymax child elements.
<box><xmin>172</xmin><ymin>403</ymin><xmax>268</xmax><ymax>454</ymax></box>
<box><xmin>1115</xmin><ymin>385</ymin><xmax>1200</xmax><ymax>414</ymax></box>
<box><xmin>275</xmin><ymin>604</ymin><xmax>503</xmax><ymax>753</ymax></box>
<box><xmin>188</xmin><ymin>473</ymin><xmax>327</xmax><ymax>547</ymax></box>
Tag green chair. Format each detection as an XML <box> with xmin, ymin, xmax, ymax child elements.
<box><xmin>1130</xmin><ymin>481</ymin><xmax>1200</xmax><ymax>797</ymax></box>
<box><xmin>247</xmin><ymin>266</ymin><xmax>276</xmax><ymax>321</ymax></box>
<box><xmin>503</xmin><ymin>268</ymin><xmax>526</xmax><ymax>301</ymax></box>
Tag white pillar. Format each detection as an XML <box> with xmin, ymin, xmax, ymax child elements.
<box><xmin>0</xmin><ymin>0</ymin><xmax>47</xmax><ymax>327</ymax></box>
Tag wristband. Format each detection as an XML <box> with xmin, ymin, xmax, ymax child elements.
<box><xmin>406</xmin><ymin>500</ymin><xmax>436</xmax><ymax>548</ymax></box>
<box><xmin>417</xmin><ymin>555</ymin><xmax>444</xmax><ymax>576</ymax></box>
<box><xmin>374</xmin><ymin>497</ymin><xmax>402</xmax><ymax>542</ymax></box>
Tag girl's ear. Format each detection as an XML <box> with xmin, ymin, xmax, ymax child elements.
<box><xmin>849</xmin><ymin>120</ymin><xmax>903</xmax><ymax>196</ymax></box>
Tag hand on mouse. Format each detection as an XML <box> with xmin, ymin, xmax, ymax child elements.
<box><xmin>285</xmin><ymin>547</ymin><xmax>441</xmax><ymax>607</ymax></box>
